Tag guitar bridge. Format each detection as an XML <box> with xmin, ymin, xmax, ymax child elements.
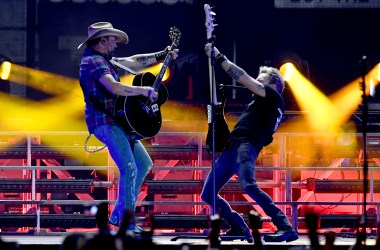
<box><xmin>140</xmin><ymin>101</ymin><xmax>156</xmax><ymax>117</ymax></box>
<box><xmin>142</xmin><ymin>104</ymin><xmax>150</xmax><ymax>114</ymax></box>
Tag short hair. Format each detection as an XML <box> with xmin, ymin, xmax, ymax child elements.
<box><xmin>86</xmin><ymin>36</ymin><xmax>111</xmax><ymax>48</ymax></box>
<box><xmin>86</xmin><ymin>37</ymin><xmax>102</xmax><ymax>48</ymax></box>
<box><xmin>259</xmin><ymin>66</ymin><xmax>285</xmax><ymax>94</ymax></box>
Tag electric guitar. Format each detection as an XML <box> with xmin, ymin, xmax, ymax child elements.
<box><xmin>204</xmin><ymin>4</ymin><xmax>230</xmax><ymax>152</ymax></box>
<box><xmin>114</xmin><ymin>26</ymin><xmax>181</xmax><ymax>140</ymax></box>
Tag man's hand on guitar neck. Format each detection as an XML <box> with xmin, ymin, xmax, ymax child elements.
<box><xmin>155</xmin><ymin>46</ymin><xmax>179</xmax><ymax>62</ymax></box>
<box><xmin>204</xmin><ymin>42</ymin><xmax>267</xmax><ymax>98</ymax></box>
<box><xmin>204</xmin><ymin>43</ymin><xmax>220</xmax><ymax>58</ymax></box>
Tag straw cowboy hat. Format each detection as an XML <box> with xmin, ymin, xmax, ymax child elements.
<box><xmin>77</xmin><ymin>22</ymin><xmax>129</xmax><ymax>49</ymax></box>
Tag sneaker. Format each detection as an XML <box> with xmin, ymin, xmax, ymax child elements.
<box><xmin>222</xmin><ymin>227</ymin><xmax>253</xmax><ymax>243</ymax></box>
<box><xmin>133</xmin><ymin>225</ymin><xmax>144</xmax><ymax>234</ymax></box>
<box><xmin>263</xmin><ymin>228</ymin><xmax>298</xmax><ymax>242</ymax></box>
<box><xmin>127</xmin><ymin>224</ymin><xmax>144</xmax><ymax>234</ymax></box>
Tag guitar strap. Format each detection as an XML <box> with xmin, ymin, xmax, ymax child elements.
<box><xmin>110</xmin><ymin>58</ymin><xmax>138</xmax><ymax>75</ymax></box>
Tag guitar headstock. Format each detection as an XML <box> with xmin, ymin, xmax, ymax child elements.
<box><xmin>204</xmin><ymin>4</ymin><xmax>216</xmax><ymax>40</ymax></box>
<box><xmin>169</xmin><ymin>26</ymin><xmax>181</xmax><ymax>47</ymax></box>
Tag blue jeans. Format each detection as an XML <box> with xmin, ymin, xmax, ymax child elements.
<box><xmin>94</xmin><ymin>125</ymin><xmax>153</xmax><ymax>225</ymax></box>
<box><xmin>201</xmin><ymin>141</ymin><xmax>291</xmax><ymax>230</ymax></box>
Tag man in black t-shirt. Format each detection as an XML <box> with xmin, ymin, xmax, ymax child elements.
<box><xmin>201</xmin><ymin>43</ymin><xmax>298</xmax><ymax>243</ymax></box>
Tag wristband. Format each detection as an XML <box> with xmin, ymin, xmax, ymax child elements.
<box><xmin>216</xmin><ymin>53</ymin><xmax>227</xmax><ymax>65</ymax></box>
<box><xmin>147</xmin><ymin>89</ymin><xmax>152</xmax><ymax>98</ymax></box>
<box><xmin>155</xmin><ymin>51</ymin><xmax>167</xmax><ymax>61</ymax></box>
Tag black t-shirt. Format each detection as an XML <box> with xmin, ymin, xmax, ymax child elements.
<box><xmin>229</xmin><ymin>85</ymin><xmax>284</xmax><ymax>152</ymax></box>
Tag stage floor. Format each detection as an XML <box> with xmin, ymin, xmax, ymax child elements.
<box><xmin>0</xmin><ymin>232</ymin><xmax>378</xmax><ymax>250</ymax></box>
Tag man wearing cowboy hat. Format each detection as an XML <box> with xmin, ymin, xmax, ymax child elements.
<box><xmin>78</xmin><ymin>22</ymin><xmax>179</xmax><ymax>232</ymax></box>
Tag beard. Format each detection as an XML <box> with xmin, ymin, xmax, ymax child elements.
<box><xmin>105</xmin><ymin>45</ymin><xmax>115</xmax><ymax>59</ymax></box>
<box><xmin>106</xmin><ymin>51</ymin><xmax>114</xmax><ymax>60</ymax></box>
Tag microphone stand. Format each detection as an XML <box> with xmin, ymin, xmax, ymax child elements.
<box><xmin>170</xmin><ymin>36</ymin><xmax>219</xmax><ymax>242</ymax></box>
<box><xmin>359</xmin><ymin>55</ymin><xmax>368</xmax><ymax>243</ymax></box>
<box><xmin>209</xmin><ymin>36</ymin><xmax>217</xmax><ymax>216</ymax></box>
<box><xmin>171</xmin><ymin>40</ymin><xmax>248</xmax><ymax>242</ymax></box>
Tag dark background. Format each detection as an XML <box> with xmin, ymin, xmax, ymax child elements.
<box><xmin>35</xmin><ymin>0</ymin><xmax>380</xmax><ymax>110</ymax></box>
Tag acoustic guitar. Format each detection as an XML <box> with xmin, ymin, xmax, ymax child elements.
<box><xmin>114</xmin><ymin>27</ymin><xmax>181</xmax><ymax>140</ymax></box>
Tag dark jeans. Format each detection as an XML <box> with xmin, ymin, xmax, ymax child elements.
<box><xmin>201</xmin><ymin>141</ymin><xmax>291</xmax><ymax>230</ymax></box>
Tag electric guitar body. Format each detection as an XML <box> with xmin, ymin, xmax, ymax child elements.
<box><xmin>204</xmin><ymin>4</ymin><xmax>230</xmax><ymax>152</ymax></box>
<box><xmin>206</xmin><ymin>84</ymin><xmax>230</xmax><ymax>152</ymax></box>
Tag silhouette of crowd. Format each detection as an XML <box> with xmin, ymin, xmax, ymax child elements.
<box><xmin>1</xmin><ymin>204</ymin><xmax>380</xmax><ymax>250</ymax></box>
<box><xmin>69</xmin><ymin>204</ymin><xmax>380</xmax><ymax>250</ymax></box>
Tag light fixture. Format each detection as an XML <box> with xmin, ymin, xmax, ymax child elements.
<box><xmin>0</xmin><ymin>54</ymin><xmax>12</xmax><ymax>80</ymax></box>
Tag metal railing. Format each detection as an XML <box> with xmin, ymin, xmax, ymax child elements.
<box><xmin>0</xmin><ymin>131</ymin><xmax>378</xmax><ymax>233</ymax></box>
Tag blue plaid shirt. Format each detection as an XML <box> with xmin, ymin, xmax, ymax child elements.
<box><xmin>79</xmin><ymin>48</ymin><xmax>120</xmax><ymax>133</ymax></box>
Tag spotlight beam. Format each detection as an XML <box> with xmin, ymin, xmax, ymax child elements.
<box><xmin>280</xmin><ymin>63</ymin><xmax>342</xmax><ymax>133</ymax></box>
<box><xmin>280</xmin><ymin>62</ymin><xmax>380</xmax><ymax>133</ymax></box>
<box><xmin>330</xmin><ymin>63</ymin><xmax>380</xmax><ymax>122</ymax></box>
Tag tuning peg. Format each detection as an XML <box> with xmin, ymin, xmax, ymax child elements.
<box><xmin>208</xmin><ymin>4</ymin><xmax>216</xmax><ymax>15</ymax></box>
